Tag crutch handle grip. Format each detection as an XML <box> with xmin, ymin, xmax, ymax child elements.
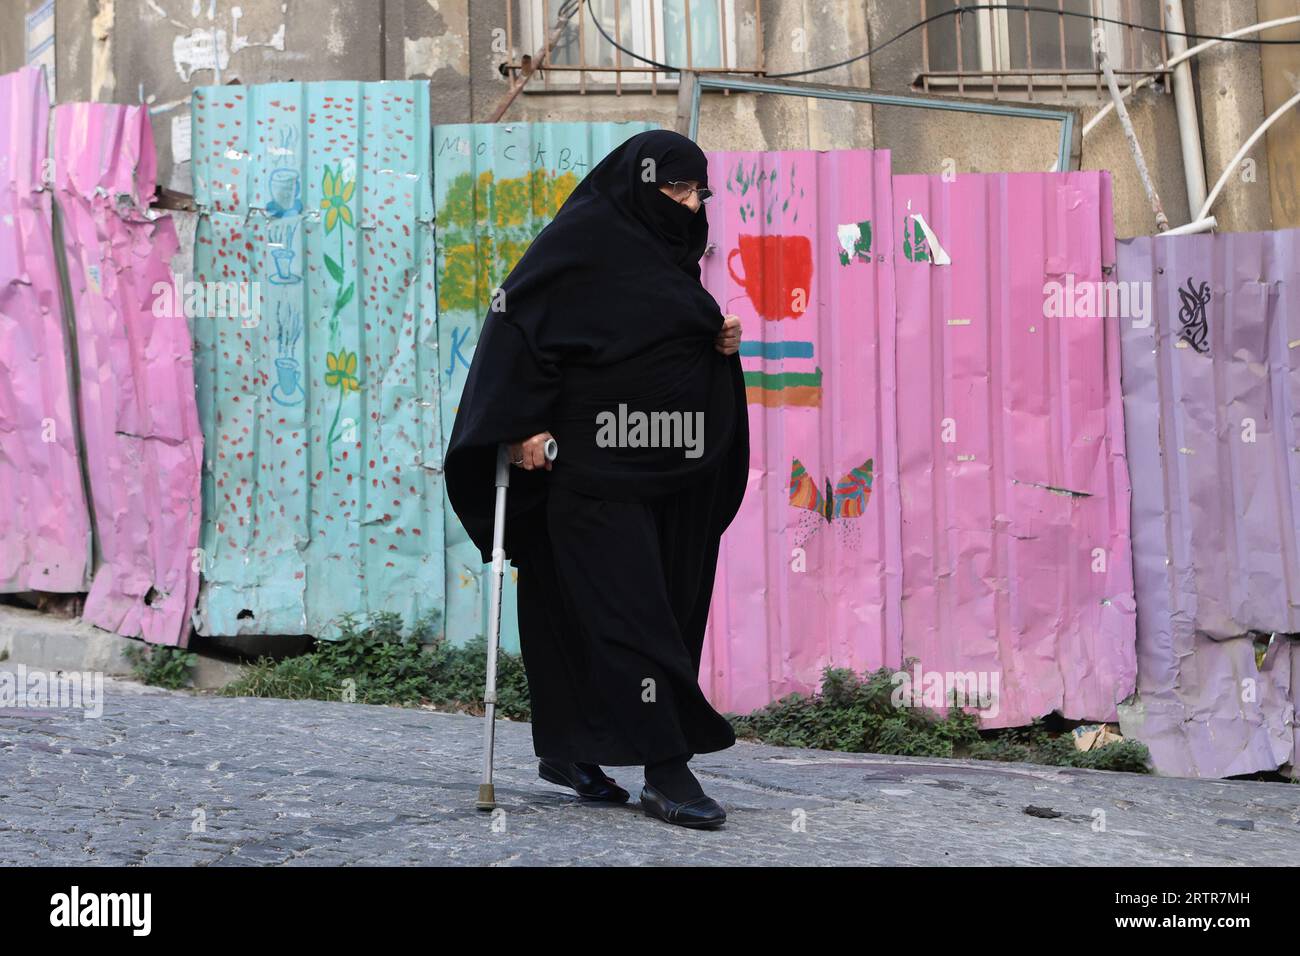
<box><xmin>499</xmin><ymin>438</ymin><xmax>558</xmax><ymax>476</ymax></box>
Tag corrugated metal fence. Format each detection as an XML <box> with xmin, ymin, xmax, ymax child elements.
<box><xmin>1117</xmin><ymin>230</ymin><xmax>1300</xmax><ymax>777</ymax></box>
<box><xmin>9</xmin><ymin>62</ymin><xmax>1296</xmax><ymax>776</ymax></box>
<box><xmin>699</xmin><ymin>160</ymin><xmax>1137</xmax><ymax>727</ymax></box>
<box><xmin>191</xmin><ymin>80</ymin><xmax>442</xmax><ymax>639</ymax></box>
<box><xmin>699</xmin><ymin>148</ymin><xmax>904</xmax><ymax>713</ymax></box>
<box><xmin>891</xmin><ymin>171</ymin><xmax>1136</xmax><ymax>730</ymax></box>
<box><xmin>0</xmin><ymin>66</ymin><xmax>91</xmax><ymax>594</ymax></box>
<box><xmin>189</xmin><ymin>103</ymin><xmax>653</xmax><ymax>642</ymax></box>
<box><xmin>52</xmin><ymin>101</ymin><xmax>203</xmax><ymax>645</ymax></box>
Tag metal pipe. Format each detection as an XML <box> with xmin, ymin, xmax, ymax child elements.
<box><xmin>1083</xmin><ymin>15</ymin><xmax>1300</xmax><ymax>136</ymax></box>
<box><xmin>476</xmin><ymin>443</ymin><xmax>511</xmax><ymax>811</ymax></box>
<box><xmin>483</xmin><ymin>0</ymin><xmax>581</xmax><ymax>123</ymax></box>
<box><xmin>477</xmin><ymin>438</ymin><xmax>558</xmax><ymax>811</ymax></box>
<box><xmin>1164</xmin><ymin>0</ymin><xmax>1208</xmax><ymax>216</ymax></box>
<box><xmin>685</xmin><ymin>73</ymin><xmax>1077</xmax><ymax>172</ymax></box>
<box><xmin>1099</xmin><ymin>45</ymin><xmax>1169</xmax><ymax>231</ymax></box>
<box><xmin>1157</xmin><ymin>215</ymin><xmax>1217</xmax><ymax>235</ymax></box>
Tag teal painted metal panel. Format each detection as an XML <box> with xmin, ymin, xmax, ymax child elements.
<box><xmin>433</xmin><ymin>121</ymin><xmax>658</xmax><ymax>650</ymax></box>
<box><xmin>191</xmin><ymin>81</ymin><xmax>443</xmax><ymax>638</ymax></box>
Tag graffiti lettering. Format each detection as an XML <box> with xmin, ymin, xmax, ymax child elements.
<box><xmin>1176</xmin><ymin>277</ymin><xmax>1211</xmax><ymax>354</ymax></box>
<box><xmin>446</xmin><ymin>325</ymin><xmax>472</xmax><ymax>380</ymax></box>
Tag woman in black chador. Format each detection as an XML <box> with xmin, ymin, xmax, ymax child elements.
<box><xmin>444</xmin><ymin>129</ymin><xmax>748</xmax><ymax>830</ymax></box>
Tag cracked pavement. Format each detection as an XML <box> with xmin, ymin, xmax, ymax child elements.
<box><xmin>1</xmin><ymin>659</ymin><xmax>1298</xmax><ymax>866</ymax></box>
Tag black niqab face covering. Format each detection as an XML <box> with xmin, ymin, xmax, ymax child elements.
<box><xmin>646</xmin><ymin>189</ymin><xmax>698</xmax><ymax>267</ymax></box>
<box><xmin>625</xmin><ymin>135</ymin><xmax>712</xmax><ymax>274</ymax></box>
<box><xmin>443</xmin><ymin>129</ymin><xmax>750</xmax><ymax>563</ymax></box>
<box><xmin>541</xmin><ymin>127</ymin><xmax>713</xmax><ymax>281</ymax></box>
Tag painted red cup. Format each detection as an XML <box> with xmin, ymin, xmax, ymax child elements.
<box><xmin>726</xmin><ymin>233</ymin><xmax>813</xmax><ymax>320</ymax></box>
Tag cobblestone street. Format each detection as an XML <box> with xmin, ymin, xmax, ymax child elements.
<box><xmin>1</xmin><ymin>659</ymin><xmax>1297</xmax><ymax>866</ymax></box>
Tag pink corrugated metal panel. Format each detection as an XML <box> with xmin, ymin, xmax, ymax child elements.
<box><xmin>699</xmin><ymin>149</ymin><xmax>903</xmax><ymax>714</ymax></box>
<box><xmin>0</xmin><ymin>66</ymin><xmax>91</xmax><ymax>593</ymax></box>
<box><xmin>891</xmin><ymin>171</ymin><xmax>1135</xmax><ymax>729</ymax></box>
<box><xmin>52</xmin><ymin>102</ymin><xmax>203</xmax><ymax>646</ymax></box>
<box><xmin>1116</xmin><ymin>230</ymin><xmax>1300</xmax><ymax>778</ymax></box>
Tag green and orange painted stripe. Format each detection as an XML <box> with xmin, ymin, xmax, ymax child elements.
<box><xmin>742</xmin><ymin>367</ymin><xmax>822</xmax><ymax>408</ymax></box>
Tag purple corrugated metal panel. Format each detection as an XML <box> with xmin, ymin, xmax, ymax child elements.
<box><xmin>891</xmin><ymin>171</ymin><xmax>1136</xmax><ymax>729</ymax></box>
<box><xmin>1116</xmin><ymin>229</ymin><xmax>1300</xmax><ymax>777</ymax></box>
<box><xmin>0</xmin><ymin>66</ymin><xmax>91</xmax><ymax>593</ymax></box>
<box><xmin>51</xmin><ymin>102</ymin><xmax>204</xmax><ymax>646</ymax></box>
<box><xmin>699</xmin><ymin>149</ymin><xmax>903</xmax><ymax>714</ymax></box>
<box><xmin>1271</xmin><ymin>638</ymin><xmax>1300</xmax><ymax>777</ymax></box>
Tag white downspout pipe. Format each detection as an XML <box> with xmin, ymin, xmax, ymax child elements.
<box><xmin>1164</xmin><ymin>0</ymin><xmax>1208</xmax><ymax>216</ymax></box>
<box><xmin>1157</xmin><ymin>215</ymin><xmax>1217</xmax><ymax>236</ymax></box>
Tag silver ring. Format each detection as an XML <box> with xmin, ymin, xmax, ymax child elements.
<box><xmin>511</xmin><ymin>456</ymin><xmax>524</xmax><ymax>465</ymax></box>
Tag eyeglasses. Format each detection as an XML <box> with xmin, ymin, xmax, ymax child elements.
<box><xmin>666</xmin><ymin>181</ymin><xmax>714</xmax><ymax>204</ymax></box>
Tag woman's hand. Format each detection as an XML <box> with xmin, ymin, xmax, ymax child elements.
<box><xmin>508</xmin><ymin>431</ymin><xmax>554</xmax><ymax>471</ymax></box>
<box><xmin>715</xmin><ymin>314</ymin><xmax>742</xmax><ymax>356</ymax></box>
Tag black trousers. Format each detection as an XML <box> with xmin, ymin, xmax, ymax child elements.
<box><xmin>512</xmin><ymin>467</ymin><xmax>737</xmax><ymax>766</ymax></box>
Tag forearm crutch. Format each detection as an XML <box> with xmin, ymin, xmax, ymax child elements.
<box><xmin>477</xmin><ymin>436</ymin><xmax>558</xmax><ymax>810</ymax></box>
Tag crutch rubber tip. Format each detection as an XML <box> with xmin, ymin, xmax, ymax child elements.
<box><xmin>476</xmin><ymin>783</ymin><xmax>496</xmax><ymax>810</ymax></box>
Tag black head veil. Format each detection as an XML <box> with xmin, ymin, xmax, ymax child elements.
<box><xmin>479</xmin><ymin>128</ymin><xmax>722</xmax><ymax>355</ymax></box>
<box><xmin>587</xmin><ymin>129</ymin><xmax>713</xmax><ymax>279</ymax></box>
<box><xmin>444</xmin><ymin>130</ymin><xmax>749</xmax><ymax>562</ymax></box>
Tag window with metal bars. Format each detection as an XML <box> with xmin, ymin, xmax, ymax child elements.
<box><xmin>916</xmin><ymin>0</ymin><xmax>1171</xmax><ymax>100</ymax></box>
<box><xmin>508</xmin><ymin>0</ymin><xmax>763</xmax><ymax>93</ymax></box>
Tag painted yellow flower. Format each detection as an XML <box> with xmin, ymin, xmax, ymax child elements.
<box><xmin>324</xmin><ymin>350</ymin><xmax>360</xmax><ymax>392</ymax></box>
<box><xmin>321</xmin><ymin>165</ymin><xmax>355</xmax><ymax>233</ymax></box>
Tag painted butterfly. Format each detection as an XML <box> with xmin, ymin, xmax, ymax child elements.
<box><xmin>788</xmin><ymin>458</ymin><xmax>874</xmax><ymax>549</ymax></box>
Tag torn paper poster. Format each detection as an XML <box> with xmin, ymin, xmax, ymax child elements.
<box><xmin>171</xmin><ymin>112</ymin><xmax>191</xmax><ymax>165</ymax></box>
<box><xmin>24</xmin><ymin>1</ymin><xmax>56</xmax><ymax>100</ymax></box>
<box><xmin>173</xmin><ymin>28</ymin><xmax>230</xmax><ymax>83</ymax></box>
<box><xmin>909</xmin><ymin>212</ymin><xmax>951</xmax><ymax>265</ymax></box>
<box><xmin>836</xmin><ymin>220</ymin><xmax>873</xmax><ymax>265</ymax></box>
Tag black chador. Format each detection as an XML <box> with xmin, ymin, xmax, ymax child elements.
<box><xmin>444</xmin><ymin>130</ymin><xmax>749</xmax><ymax>766</ymax></box>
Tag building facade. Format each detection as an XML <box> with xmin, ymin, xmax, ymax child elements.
<box><xmin>1</xmin><ymin>0</ymin><xmax>1295</xmax><ymax>238</ymax></box>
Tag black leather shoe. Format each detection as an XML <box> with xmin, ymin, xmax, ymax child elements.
<box><xmin>639</xmin><ymin>783</ymin><xmax>727</xmax><ymax>829</ymax></box>
<box><xmin>538</xmin><ymin>759</ymin><xmax>630</xmax><ymax>803</ymax></box>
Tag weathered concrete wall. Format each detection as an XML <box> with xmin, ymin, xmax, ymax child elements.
<box><xmin>1080</xmin><ymin>88</ymin><xmax>1194</xmax><ymax>235</ymax></box>
<box><xmin>865</xmin><ymin>1</ymin><xmax>1196</xmax><ymax>238</ymax></box>
<box><xmin>1194</xmin><ymin>0</ymin><xmax>1273</xmax><ymax>233</ymax></box>
<box><xmin>8</xmin><ymin>0</ymin><xmax>875</xmax><ymax>191</ymax></box>
<box><xmin>55</xmin><ymin>0</ymin><xmax>391</xmax><ymax>190</ymax></box>
<box><xmin>1257</xmin><ymin>0</ymin><xmax>1298</xmax><ymax>229</ymax></box>
<box><xmin>0</xmin><ymin>0</ymin><xmax>1280</xmax><ymax>237</ymax></box>
<box><xmin>469</xmin><ymin>0</ymin><xmax>873</xmax><ymax>153</ymax></box>
<box><xmin>391</xmin><ymin>0</ymin><xmax>471</xmax><ymax>121</ymax></box>
<box><xmin>0</xmin><ymin>3</ymin><xmax>29</xmax><ymax>79</ymax></box>
<box><xmin>19</xmin><ymin>0</ymin><xmax>472</xmax><ymax>189</ymax></box>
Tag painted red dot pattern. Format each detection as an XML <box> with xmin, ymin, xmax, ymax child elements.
<box><xmin>191</xmin><ymin>82</ymin><xmax>440</xmax><ymax>637</ymax></box>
